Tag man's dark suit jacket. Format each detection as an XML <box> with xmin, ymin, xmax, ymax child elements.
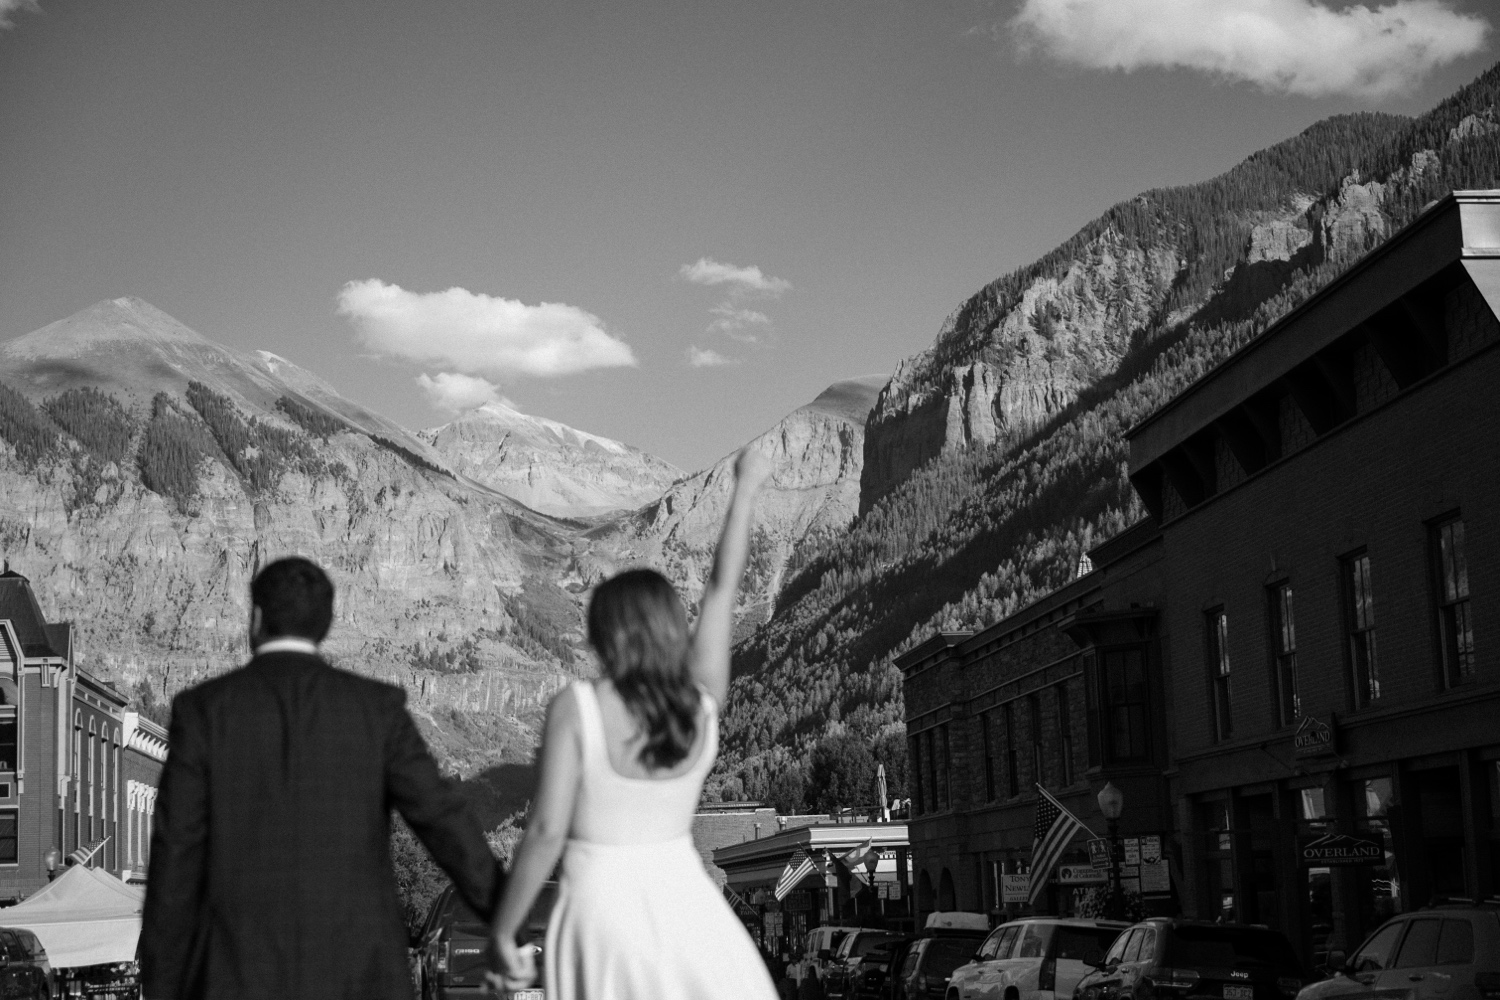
<box><xmin>138</xmin><ymin>650</ymin><xmax>502</xmax><ymax>1000</ymax></box>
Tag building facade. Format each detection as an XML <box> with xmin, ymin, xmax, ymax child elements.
<box><xmin>902</xmin><ymin>191</ymin><xmax>1500</xmax><ymax>965</ymax></box>
<box><xmin>0</xmin><ymin>569</ymin><xmax>167</xmax><ymax>901</ymax></box>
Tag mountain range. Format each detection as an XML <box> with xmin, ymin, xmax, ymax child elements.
<box><xmin>4</xmin><ymin>61</ymin><xmax>1500</xmax><ymax>809</ymax></box>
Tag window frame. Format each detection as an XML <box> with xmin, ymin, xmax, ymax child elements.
<box><xmin>1028</xmin><ymin>694</ymin><xmax>1045</xmax><ymax>788</ymax></box>
<box><xmin>1098</xmin><ymin>645</ymin><xmax>1151</xmax><ymax>762</ymax></box>
<box><xmin>1004</xmin><ymin>702</ymin><xmax>1019</xmax><ymax>799</ymax></box>
<box><xmin>1340</xmin><ymin>550</ymin><xmax>1380</xmax><ymax>708</ymax></box>
<box><xmin>981</xmin><ymin>711</ymin><xmax>997</xmax><ymax>803</ymax></box>
<box><xmin>1269</xmin><ymin>582</ymin><xmax>1301</xmax><ymax>727</ymax></box>
<box><xmin>0</xmin><ymin>708</ymin><xmax>16</xmax><ymax>773</ymax></box>
<box><xmin>1431</xmin><ymin>514</ymin><xmax>1475</xmax><ymax>688</ymax></box>
<box><xmin>1205</xmin><ymin>607</ymin><xmax>1232</xmax><ymax>741</ymax></box>
<box><xmin>1056</xmin><ymin>684</ymin><xmax>1074</xmax><ymax>787</ymax></box>
<box><xmin>0</xmin><ymin>807</ymin><xmax>15</xmax><ymax>865</ymax></box>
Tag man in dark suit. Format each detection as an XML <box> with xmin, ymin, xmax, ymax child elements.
<box><xmin>140</xmin><ymin>557</ymin><xmax>501</xmax><ymax>1000</ymax></box>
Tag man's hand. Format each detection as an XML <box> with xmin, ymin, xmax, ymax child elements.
<box><xmin>485</xmin><ymin>937</ymin><xmax>538</xmax><ymax>995</ymax></box>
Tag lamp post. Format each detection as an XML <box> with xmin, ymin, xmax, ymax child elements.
<box><xmin>44</xmin><ymin>847</ymin><xmax>60</xmax><ymax>881</ymax></box>
<box><xmin>1096</xmin><ymin>782</ymin><xmax>1126</xmax><ymax>921</ymax></box>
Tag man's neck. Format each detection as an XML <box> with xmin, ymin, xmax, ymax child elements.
<box><xmin>254</xmin><ymin>635</ymin><xmax>320</xmax><ymax>656</ymax></box>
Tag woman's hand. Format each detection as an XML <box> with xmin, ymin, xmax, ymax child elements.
<box><xmin>485</xmin><ymin>936</ymin><xmax>537</xmax><ymax>994</ymax></box>
<box><xmin>733</xmin><ymin>446</ymin><xmax>772</xmax><ymax>492</ymax></box>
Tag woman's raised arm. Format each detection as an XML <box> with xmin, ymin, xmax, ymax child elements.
<box><xmin>689</xmin><ymin>447</ymin><xmax>771</xmax><ymax>704</ymax></box>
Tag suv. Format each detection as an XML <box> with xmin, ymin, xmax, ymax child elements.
<box><xmin>895</xmin><ymin>930</ymin><xmax>991</xmax><ymax>1000</ymax></box>
<box><xmin>1297</xmin><ymin>902</ymin><xmax>1500</xmax><ymax>1000</ymax></box>
<box><xmin>1075</xmin><ymin>919</ymin><xmax>1305</xmax><ymax>1000</ymax></box>
<box><xmin>415</xmin><ymin>882</ymin><xmax>555</xmax><ymax>1000</ymax></box>
<box><xmin>827</xmin><ymin>930</ymin><xmax>908</xmax><ymax>1000</ymax></box>
<box><xmin>851</xmin><ymin>937</ymin><xmax>914</xmax><ymax>1000</ymax></box>
<box><xmin>0</xmin><ymin>928</ymin><xmax>51</xmax><ymax>999</ymax></box>
<box><xmin>795</xmin><ymin>926</ymin><xmax>862</xmax><ymax>987</ymax></box>
<box><xmin>950</xmin><ymin>917</ymin><xmax>1128</xmax><ymax>1000</ymax></box>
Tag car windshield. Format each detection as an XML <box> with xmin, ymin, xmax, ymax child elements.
<box><xmin>926</xmin><ymin>938</ymin><xmax>981</xmax><ymax>977</ymax></box>
<box><xmin>1057</xmin><ymin>927</ymin><xmax>1123</xmax><ymax>965</ymax></box>
<box><xmin>853</xmin><ymin>934</ymin><xmax>903</xmax><ymax>958</ymax></box>
<box><xmin>1163</xmin><ymin>927</ymin><xmax>1303</xmax><ymax>975</ymax></box>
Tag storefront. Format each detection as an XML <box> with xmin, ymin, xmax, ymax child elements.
<box><xmin>713</xmin><ymin>822</ymin><xmax>912</xmax><ymax>962</ymax></box>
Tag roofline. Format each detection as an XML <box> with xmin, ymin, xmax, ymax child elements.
<box><xmin>713</xmin><ymin>822</ymin><xmax>909</xmax><ymax>866</ymax></box>
<box><xmin>1127</xmin><ymin>191</ymin><xmax>1495</xmax><ymax>443</ymax></box>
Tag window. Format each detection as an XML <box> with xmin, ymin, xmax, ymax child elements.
<box><xmin>1437</xmin><ymin>919</ymin><xmax>1475</xmax><ymax>965</ymax></box>
<box><xmin>1017</xmin><ymin>923</ymin><xmax>1051</xmax><ymax>958</ymax></box>
<box><xmin>1394</xmin><ymin>919</ymin><xmax>1442</xmax><ymax>968</ymax></box>
<box><xmin>1206</xmin><ymin>609</ymin><xmax>1232</xmax><ymax>740</ymax></box>
<box><xmin>981</xmin><ymin>712</ymin><xmax>997</xmax><ymax>802</ymax></box>
<box><xmin>1105</xmin><ymin>928</ymin><xmax>1136</xmax><ymax>965</ymax></box>
<box><xmin>977</xmin><ymin>929</ymin><xmax>1004</xmax><ymax>960</ymax></box>
<box><xmin>935</xmin><ymin>725</ymin><xmax>951</xmax><ymax>811</ymax></box>
<box><xmin>924</xmin><ymin>729</ymin><xmax>937</xmax><ymax>813</ymax></box>
<box><xmin>0</xmin><ymin>713</ymin><xmax>15</xmax><ymax>771</ymax></box>
<box><xmin>1028</xmin><ymin>694</ymin><xmax>1044</xmax><ymax>786</ymax></box>
<box><xmin>1344</xmin><ymin>553</ymin><xmax>1380</xmax><ymax>706</ymax></box>
<box><xmin>0</xmin><ymin>809</ymin><xmax>14</xmax><ymax>864</ymax></box>
<box><xmin>1351</xmin><ymin>921</ymin><xmax>1405</xmax><ymax>972</ymax></box>
<box><xmin>1271</xmin><ymin>583</ymin><xmax>1300</xmax><ymax>725</ymax></box>
<box><xmin>1434</xmin><ymin>517</ymin><xmax>1475</xmax><ymax>686</ymax></box>
<box><xmin>1100</xmin><ymin>648</ymin><xmax>1149</xmax><ymax>761</ymax></box>
<box><xmin>1057</xmin><ymin>685</ymin><xmax>1074</xmax><ymax>786</ymax></box>
<box><xmin>1004</xmin><ymin>703</ymin><xmax>1019</xmax><ymax>798</ymax></box>
<box><xmin>995</xmin><ymin>925</ymin><xmax>1021</xmax><ymax>960</ymax></box>
<box><xmin>1121</xmin><ymin>928</ymin><xmax>1145</xmax><ymax>963</ymax></box>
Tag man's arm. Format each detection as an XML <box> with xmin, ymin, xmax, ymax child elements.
<box><xmin>384</xmin><ymin>688</ymin><xmax>501</xmax><ymax>918</ymax></box>
<box><xmin>139</xmin><ymin>692</ymin><xmax>210</xmax><ymax>1000</ymax></box>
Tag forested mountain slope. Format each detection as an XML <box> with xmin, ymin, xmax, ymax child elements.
<box><xmin>713</xmin><ymin>62</ymin><xmax>1500</xmax><ymax>805</ymax></box>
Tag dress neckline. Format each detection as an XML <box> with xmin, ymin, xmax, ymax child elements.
<box><xmin>577</xmin><ymin>680</ymin><xmax>713</xmax><ymax>784</ymax></box>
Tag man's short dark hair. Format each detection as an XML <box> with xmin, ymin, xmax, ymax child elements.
<box><xmin>251</xmin><ymin>558</ymin><xmax>334</xmax><ymax>642</ymax></box>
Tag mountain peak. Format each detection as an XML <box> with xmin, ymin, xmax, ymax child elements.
<box><xmin>4</xmin><ymin>297</ymin><xmax>210</xmax><ymax>360</ymax></box>
<box><xmin>801</xmin><ymin>374</ymin><xmax>888</xmax><ymax>424</ymax></box>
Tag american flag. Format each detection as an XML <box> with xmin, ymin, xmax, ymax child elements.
<box><xmin>1028</xmin><ymin>785</ymin><xmax>1092</xmax><ymax>904</ymax></box>
<box><xmin>774</xmin><ymin>850</ymin><xmax>820</xmax><ymax>901</ymax></box>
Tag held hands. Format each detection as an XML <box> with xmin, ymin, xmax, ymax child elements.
<box><xmin>485</xmin><ymin>935</ymin><xmax>537</xmax><ymax>995</ymax></box>
<box><xmin>733</xmin><ymin>446</ymin><xmax>772</xmax><ymax>493</ymax></box>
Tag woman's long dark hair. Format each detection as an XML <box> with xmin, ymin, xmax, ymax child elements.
<box><xmin>586</xmin><ymin>569</ymin><xmax>699</xmax><ymax>770</ymax></box>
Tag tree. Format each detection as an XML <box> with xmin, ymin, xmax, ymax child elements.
<box><xmin>807</xmin><ymin>734</ymin><xmax>877</xmax><ymax>815</ymax></box>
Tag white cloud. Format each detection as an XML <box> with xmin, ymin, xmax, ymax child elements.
<box><xmin>417</xmin><ymin>372</ymin><xmax>507</xmax><ymax>413</ymax></box>
<box><xmin>337</xmin><ymin>279</ymin><xmax>636</xmax><ymax>379</ymax></box>
<box><xmin>1009</xmin><ymin>0</ymin><xmax>1491</xmax><ymax>99</ymax></box>
<box><xmin>687</xmin><ymin>346</ymin><xmax>739</xmax><ymax>368</ymax></box>
<box><xmin>679</xmin><ymin>258</ymin><xmax>791</xmax><ymax>296</ymax></box>
<box><xmin>0</xmin><ymin>0</ymin><xmax>38</xmax><ymax>30</ymax></box>
<box><xmin>708</xmin><ymin>305</ymin><xmax>771</xmax><ymax>343</ymax></box>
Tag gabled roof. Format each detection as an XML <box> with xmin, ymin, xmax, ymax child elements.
<box><xmin>0</xmin><ymin>570</ymin><xmax>67</xmax><ymax>658</ymax></box>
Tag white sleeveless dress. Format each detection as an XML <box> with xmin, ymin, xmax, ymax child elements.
<box><xmin>545</xmin><ymin>680</ymin><xmax>778</xmax><ymax>1000</ymax></box>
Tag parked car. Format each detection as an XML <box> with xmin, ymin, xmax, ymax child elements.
<box><xmin>793</xmin><ymin>926</ymin><xmax>863</xmax><ymax>986</ymax></box>
<box><xmin>894</xmin><ymin>926</ymin><xmax>991</xmax><ymax>1000</ymax></box>
<box><xmin>0</xmin><ymin>928</ymin><xmax>51</xmax><ymax>999</ymax></box>
<box><xmin>851</xmin><ymin>937</ymin><xmax>915</xmax><ymax>1000</ymax></box>
<box><xmin>415</xmin><ymin>881</ymin><xmax>555</xmax><ymax>1000</ymax></box>
<box><xmin>827</xmin><ymin>930</ymin><xmax>908</xmax><ymax>1000</ymax></box>
<box><xmin>1297</xmin><ymin>901</ymin><xmax>1500</xmax><ymax>1000</ymax></box>
<box><xmin>950</xmin><ymin>917</ymin><xmax>1129</xmax><ymax>1000</ymax></box>
<box><xmin>1074</xmin><ymin>919</ymin><xmax>1305</xmax><ymax>1000</ymax></box>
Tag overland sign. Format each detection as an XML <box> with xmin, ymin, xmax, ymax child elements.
<box><xmin>1292</xmin><ymin>715</ymin><xmax>1337</xmax><ymax>758</ymax></box>
<box><xmin>1299</xmin><ymin>832</ymin><xmax>1384</xmax><ymax>867</ymax></box>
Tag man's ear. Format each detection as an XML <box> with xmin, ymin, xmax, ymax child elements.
<box><xmin>250</xmin><ymin>605</ymin><xmax>264</xmax><ymax>643</ymax></box>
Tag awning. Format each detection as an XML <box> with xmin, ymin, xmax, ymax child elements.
<box><xmin>0</xmin><ymin>865</ymin><xmax>144</xmax><ymax>968</ymax></box>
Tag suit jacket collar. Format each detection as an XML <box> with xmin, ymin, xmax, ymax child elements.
<box><xmin>253</xmin><ymin>636</ymin><xmax>320</xmax><ymax>657</ymax></box>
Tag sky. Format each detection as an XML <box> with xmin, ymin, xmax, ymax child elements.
<box><xmin>1</xmin><ymin>0</ymin><xmax>1495</xmax><ymax>472</ymax></box>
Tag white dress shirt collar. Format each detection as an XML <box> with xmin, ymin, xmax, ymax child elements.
<box><xmin>254</xmin><ymin>636</ymin><xmax>321</xmax><ymax>657</ymax></box>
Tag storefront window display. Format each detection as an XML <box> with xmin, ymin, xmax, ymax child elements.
<box><xmin>1354</xmin><ymin>776</ymin><xmax>1400</xmax><ymax>928</ymax></box>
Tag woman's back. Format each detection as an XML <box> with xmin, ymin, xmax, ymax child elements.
<box><xmin>567</xmin><ymin>680</ymin><xmax>717</xmax><ymax>846</ymax></box>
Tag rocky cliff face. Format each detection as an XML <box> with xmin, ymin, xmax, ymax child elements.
<box><xmin>418</xmin><ymin>402</ymin><xmax>683</xmax><ymax>519</ymax></box>
<box><xmin>584</xmin><ymin>375</ymin><xmax>887</xmax><ymax>621</ymax></box>
<box><xmin>0</xmin><ymin>299</ymin><xmax>577</xmax><ymax>759</ymax></box>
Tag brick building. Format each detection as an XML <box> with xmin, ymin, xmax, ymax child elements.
<box><xmin>0</xmin><ymin>569</ymin><xmax>167</xmax><ymax>901</ymax></box>
<box><xmin>901</xmin><ymin>190</ymin><xmax>1500</xmax><ymax>964</ymax></box>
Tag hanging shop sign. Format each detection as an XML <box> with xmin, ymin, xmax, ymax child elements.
<box><xmin>1088</xmin><ymin>838</ymin><xmax>1110</xmax><ymax>870</ymax></box>
<box><xmin>1057</xmin><ymin>864</ymin><xmax>1107</xmax><ymax>885</ymax></box>
<box><xmin>1001</xmin><ymin>874</ymin><xmax>1031</xmax><ymax>903</ymax></box>
<box><xmin>1299</xmin><ymin>832</ymin><xmax>1384</xmax><ymax>866</ymax></box>
<box><xmin>1293</xmin><ymin>715</ymin><xmax>1337</xmax><ymax>758</ymax></box>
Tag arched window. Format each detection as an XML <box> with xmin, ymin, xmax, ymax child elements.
<box><xmin>938</xmin><ymin>868</ymin><xmax>956</xmax><ymax>911</ymax></box>
<box><xmin>917</xmin><ymin>870</ymin><xmax>935</xmax><ymax>913</ymax></box>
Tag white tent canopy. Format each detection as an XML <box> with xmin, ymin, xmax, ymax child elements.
<box><xmin>0</xmin><ymin>865</ymin><xmax>144</xmax><ymax>968</ymax></box>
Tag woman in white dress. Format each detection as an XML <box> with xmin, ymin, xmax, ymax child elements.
<box><xmin>489</xmin><ymin>447</ymin><xmax>779</xmax><ymax>1000</ymax></box>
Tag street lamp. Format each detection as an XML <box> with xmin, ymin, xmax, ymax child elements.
<box><xmin>1096</xmin><ymin>782</ymin><xmax>1125</xmax><ymax>921</ymax></box>
<box><xmin>44</xmin><ymin>847</ymin><xmax>60</xmax><ymax>881</ymax></box>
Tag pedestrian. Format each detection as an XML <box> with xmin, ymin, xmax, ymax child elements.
<box><xmin>487</xmin><ymin>447</ymin><xmax>778</xmax><ymax>999</ymax></box>
<box><xmin>138</xmin><ymin>557</ymin><xmax>501</xmax><ymax>1000</ymax></box>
